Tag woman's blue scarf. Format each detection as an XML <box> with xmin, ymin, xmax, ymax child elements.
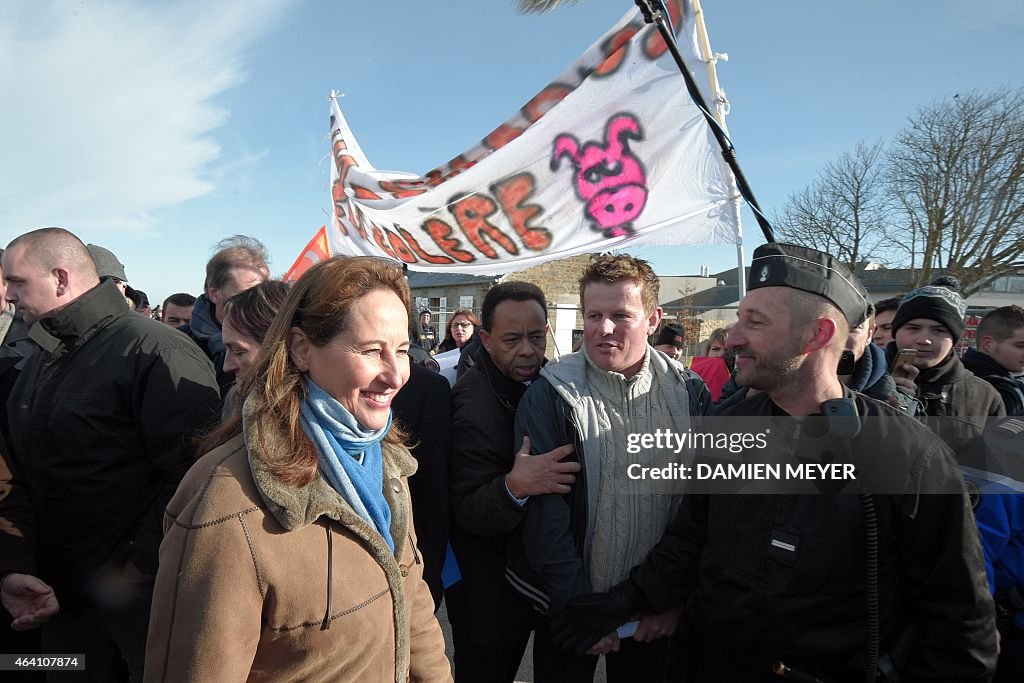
<box><xmin>299</xmin><ymin>378</ymin><xmax>395</xmax><ymax>552</ymax></box>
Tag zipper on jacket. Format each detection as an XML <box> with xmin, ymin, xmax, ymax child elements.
<box><xmin>789</xmin><ymin>421</ymin><xmax>802</xmax><ymax>459</ymax></box>
<box><xmin>407</xmin><ymin>532</ymin><xmax>421</xmax><ymax>566</ymax></box>
<box><xmin>321</xmin><ymin>525</ymin><xmax>334</xmax><ymax>631</ymax></box>
<box><xmin>566</xmin><ymin>410</ymin><xmax>589</xmax><ymax>562</ymax></box>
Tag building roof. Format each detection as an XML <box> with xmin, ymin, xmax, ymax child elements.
<box><xmin>712</xmin><ymin>266</ymin><xmax>749</xmax><ymax>287</ymax></box>
<box><xmin>855</xmin><ymin>267</ymin><xmax>950</xmax><ymax>292</ymax></box>
<box><xmin>662</xmin><ymin>284</ymin><xmax>741</xmax><ymax>310</ymax></box>
<box><xmin>405</xmin><ymin>271</ymin><xmax>498</xmax><ymax>289</ymax></box>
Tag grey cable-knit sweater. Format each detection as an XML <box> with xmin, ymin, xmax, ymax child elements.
<box><xmin>585</xmin><ymin>351</ymin><xmax>681</xmax><ymax>591</ymax></box>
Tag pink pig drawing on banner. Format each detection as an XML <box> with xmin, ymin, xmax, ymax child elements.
<box><xmin>551</xmin><ymin>113</ymin><xmax>649</xmax><ymax>238</ymax></box>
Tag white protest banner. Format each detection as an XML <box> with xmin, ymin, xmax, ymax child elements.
<box><xmin>326</xmin><ymin>0</ymin><xmax>740</xmax><ymax>273</ymax></box>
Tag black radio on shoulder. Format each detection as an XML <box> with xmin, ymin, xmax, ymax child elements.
<box><xmin>822</xmin><ymin>398</ymin><xmax>861</xmax><ymax>439</ymax></box>
<box><xmin>837</xmin><ymin>350</ymin><xmax>856</xmax><ymax>375</ymax></box>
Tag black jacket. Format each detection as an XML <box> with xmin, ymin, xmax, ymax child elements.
<box><xmin>392</xmin><ymin>361</ymin><xmax>450</xmax><ymax>610</ymax></box>
<box><xmin>630</xmin><ymin>390</ymin><xmax>997</xmax><ymax>681</ymax></box>
<box><xmin>446</xmin><ymin>348</ymin><xmax>535</xmax><ymax>643</ymax></box>
<box><xmin>416</xmin><ymin>324</ymin><xmax>438</xmax><ymax>354</ymax></box>
<box><xmin>911</xmin><ymin>351</ymin><xmax>1005</xmax><ymax>458</ymax></box>
<box><xmin>0</xmin><ymin>306</ymin><xmax>32</xmax><ymax>444</ymax></box>
<box><xmin>962</xmin><ymin>348</ymin><xmax>1024</xmax><ymax>416</ymax></box>
<box><xmin>454</xmin><ymin>333</ymin><xmax>482</xmax><ymax>381</ymax></box>
<box><xmin>1</xmin><ymin>280</ymin><xmax>220</xmax><ymax>606</ymax></box>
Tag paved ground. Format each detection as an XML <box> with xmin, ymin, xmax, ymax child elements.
<box><xmin>436</xmin><ymin>601</ymin><xmax>607</xmax><ymax>683</ymax></box>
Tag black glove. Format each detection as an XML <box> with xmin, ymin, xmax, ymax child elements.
<box><xmin>551</xmin><ymin>580</ymin><xmax>647</xmax><ymax>656</ymax></box>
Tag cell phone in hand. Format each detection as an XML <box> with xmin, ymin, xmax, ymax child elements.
<box><xmin>617</xmin><ymin>620</ymin><xmax>639</xmax><ymax>639</ymax></box>
<box><xmin>888</xmin><ymin>348</ymin><xmax>918</xmax><ymax>373</ymax></box>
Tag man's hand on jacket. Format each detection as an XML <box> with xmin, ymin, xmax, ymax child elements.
<box><xmin>0</xmin><ymin>573</ymin><xmax>59</xmax><ymax>630</ymax></box>
<box><xmin>505</xmin><ymin>436</ymin><xmax>579</xmax><ymax>499</ymax></box>
<box><xmin>551</xmin><ymin>580</ymin><xmax>646</xmax><ymax>656</ymax></box>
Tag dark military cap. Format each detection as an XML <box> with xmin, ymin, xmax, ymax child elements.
<box><xmin>748</xmin><ymin>243</ymin><xmax>869</xmax><ymax>327</ymax></box>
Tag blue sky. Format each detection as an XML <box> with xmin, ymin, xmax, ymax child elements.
<box><xmin>2</xmin><ymin>0</ymin><xmax>1021</xmax><ymax>303</ymax></box>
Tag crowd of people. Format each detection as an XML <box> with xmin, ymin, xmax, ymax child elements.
<box><xmin>1</xmin><ymin>227</ymin><xmax>1023</xmax><ymax>682</ymax></box>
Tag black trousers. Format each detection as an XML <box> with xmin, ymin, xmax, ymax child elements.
<box><xmin>452</xmin><ymin>626</ymin><xmax>533</xmax><ymax>683</ymax></box>
<box><xmin>39</xmin><ymin>584</ymin><xmax>151</xmax><ymax>683</ymax></box>
<box><xmin>533</xmin><ymin>617</ymin><xmax>670</xmax><ymax>683</ymax></box>
<box><xmin>995</xmin><ymin>626</ymin><xmax>1024</xmax><ymax>683</ymax></box>
<box><xmin>447</xmin><ymin>580</ymin><xmax>535</xmax><ymax>683</ymax></box>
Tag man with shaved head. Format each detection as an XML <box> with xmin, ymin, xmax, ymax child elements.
<box><xmin>0</xmin><ymin>227</ymin><xmax>220</xmax><ymax>680</ymax></box>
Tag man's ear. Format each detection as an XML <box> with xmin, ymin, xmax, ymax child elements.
<box><xmin>53</xmin><ymin>267</ymin><xmax>71</xmax><ymax>297</ymax></box>
<box><xmin>478</xmin><ymin>329</ymin><xmax>492</xmax><ymax>354</ymax></box>
<box><xmin>646</xmin><ymin>306</ymin><xmax>663</xmax><ymax>336</ymax></box>
<box><xmin>804</xmin><ymin>317</ymin><xmax>839</xmax><ymax>354</ymax></box>
<box><xmin>978</xmin><ymin>335</ymin><xmax>996</xmax><ymax>354</ymax></box>
<box><xmin>289</xmin><ymin>327</ymin><xmax>311</xmax><ymax>372</ymax></box>
<box><xmin>207</xmin><ymin>286</ymin><xmax>222</xmax><ymax>307</ymax></box>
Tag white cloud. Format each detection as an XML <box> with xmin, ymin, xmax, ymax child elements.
<box><xmin>0</xmin><ymin>0</ymin><xmax>289</xmax><ymax>240</ymax></box>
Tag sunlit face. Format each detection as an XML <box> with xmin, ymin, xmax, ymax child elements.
<box><xmin>210</xmin><ymin>266</ymin><xmax>268</xmax><ymax>323</ymax></box>
<box><xmin>982</xmin><ymin>328</ymin><xmax>1024</xmax><ymax>374</ymax></box>
<box><xmin>893</xmin><ymin>318</ymin><xmax>955</xmax><ymax>369</ymax></box>
<box><xmin>162</xmin><ymin>303</ymin><xmax>192</xmax><ymax>327</ymax></box>
<box><xmin>583</xmin><ymin>280</ymin><xmax>660</xmax><ymax>378</ymax></box>
<box><xmin>872</xmin><ymin>309</ymin><xmax>895</xmax><ymax>348</ymax></box>
<box><xmin>728</xmin><ymin>288</ymin><xmax>804</xmax><ymax>391</ymax></box>
<box><xmin>450</xmin><ymin>314</ymin><xmax>474</xmax><ymax>348</ymax></box>
<box><xmin>290</xmin><ymin>289</ymin><xmax>410</xmax><ymax>431</ymax></box>
<box><xmin>480</xmin><ymin>299</ymin><xmax>547</xmax><ymax>382</ymax></box>
<box><xmin>2</xmin><ymin>244</ymin><xmax>61</xmax><ymax>325</ymax></box>
<box><xmin>222</xmin><ymin>318</ymin><xmax>260</xmax><ymax>376</ymax></box>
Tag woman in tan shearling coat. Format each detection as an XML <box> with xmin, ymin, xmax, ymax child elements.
<box><xmin>145</xmin><ymin>257</ymin><xmax>452</xmax><ymax>682</ymax></box>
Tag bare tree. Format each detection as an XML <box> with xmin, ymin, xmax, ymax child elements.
<box><xmin>888</xmin><ymin>88</ymin><xmax>1024</xmax><ymax>295</ymax></box>
<box><xmin>774</xmin><ymin>141</ymin><xmax>892</xmax><ymax>271</ymax></box>
<box><xmin>663</xmin><ymin>282</ymin><xmax>704</xmax><ymax>356</ymax></box>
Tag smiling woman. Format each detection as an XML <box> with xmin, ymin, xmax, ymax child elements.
<box><xmin>145</xmin><ymin>256</ymin><xmax>452</xmax><ymax>682</ymax></box>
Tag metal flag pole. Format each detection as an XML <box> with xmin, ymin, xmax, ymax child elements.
<box><xmin>687</xmin><ymin>0</ymin><xmax>747</xmax><ymax>297</ymax></box>
<box><xmin>635</xmin><ymin>0</ymin><xmax>775</xmax><ymax>244</ymax></box>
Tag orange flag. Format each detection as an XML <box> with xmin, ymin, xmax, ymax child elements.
<box><xmin>284</xmin><ymin>226</ymin><xmax>330</xmax><ymax>283</ymax></box>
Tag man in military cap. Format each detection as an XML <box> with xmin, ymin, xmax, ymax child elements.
<box><xmin>552</xmin><ymin>243</ymin><xmax>997</xmax><ymax>681</ymax></box>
